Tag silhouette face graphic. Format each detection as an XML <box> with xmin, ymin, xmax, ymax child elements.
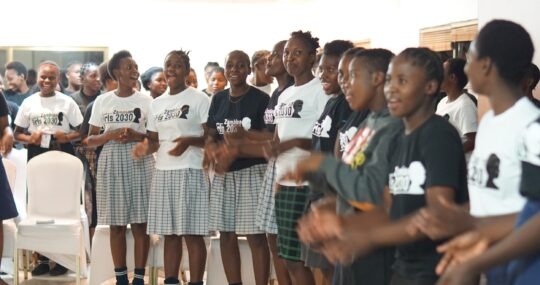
<box><xmin>133</xmin><ymin>108</ymin><xmax>141</xmax><ymax>123</ymax></box>
<box><xmin>57</xmin><ymin>112</ymin><xmax>64</xmax><ymax>126</ymax></box>
<box><xmin>292</xmin><ymin>100</ymin><xmax>303</xmax><ymax>118</ymax></box>
<box><xmin>180</xmin><ymin>105</ymin><xmax>190</xmax><ymax>119</ymax></box>
<box><xmin>486</xmin><ymin>153</ymin><xmax>500</xmax><ymax>189</ymax></box>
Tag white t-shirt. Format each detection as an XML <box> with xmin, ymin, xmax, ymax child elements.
<box><xmin>15</xmin><ymin>92</ymin><xmax>83</xmax><ymax>134</ymax></box>
<box><xmin>436</xmin><ymin>93</ymin><xmax>478</xmax><ymax>140</ymax></box>
<box><xmin>468</xmin><ymin>97</ymin><xmax>540</xmax><ymax>217</ymax></box>
<box><xmin>274</xmin><ymin>77</ymin><xmax>328</xmax><ymax>186</ymax></box>
<box><xmin>89</xmin><ymin>90</ymin><xmax>152</xmax><ymax>134</ymax></box>
<box><xmin>146</xmin><ymin>87</ymin><xmax>210</xmax><ymax>170</ymax></box>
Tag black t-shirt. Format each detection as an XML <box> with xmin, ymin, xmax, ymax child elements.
<box><xmin>520</xmin><ymin>117</ymin><xmax>540</xmax><ymax>200</ymax></box>
<box><xmin>207</xmin><ymin>86</ymin><xmax>269</xmax><ymax>171</ymax></box>
<box><xmin>388</xmin><ymin>114</ymin><xmax>469</xmax><ymax>279</ymax></box>
<box><xmin>265</xmin><ymin>81</ymin><xmax>293</xmax><ymax>134</ymax></box>
<box><xmin>0</xmin><ymin>91</ymin><xmax>9</xmax><ymax>117</ymax></box>
<box><xmin>312</xmin><ymin>94</ymin><xmax>352</xmax><ymax>152</ymax></box>
<box><xmin>338</xmin><ymin>109</ymin><xmax>370</xmax><ymax>153</ymax></box>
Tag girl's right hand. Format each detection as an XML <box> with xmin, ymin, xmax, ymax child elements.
<box><xmin>132</xmin><ymin>138</ymin><xmax>149</xmax><ymax>159</ymax></box>
<box><xmin>435</xmin><ymin>230</ymin><xmax>490</xmax><ymax>275</ymax></box>
<box><xmin>29</xmin><ymin>131</ymin><xmax>42</xmax><ymax>146</ymax></box>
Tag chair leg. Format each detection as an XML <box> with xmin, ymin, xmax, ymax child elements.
<box><xmin>76</xmin><ymin>255</ymin><xmax>81</xmax><ymax>285</ymax></box>
<box><xmin>152</xmin><ymin>266</ymin><xmax>158</xmax><ymax>285</ymax></box>
<box><xmin>13</xmin><ymin>248</ymin><xmax>18</xmax><ymax>285</ymax></box>
<box><xmin>23</xmin><ymin>251</ymin><xmax>28</xmax><ymax>280</ymax></box>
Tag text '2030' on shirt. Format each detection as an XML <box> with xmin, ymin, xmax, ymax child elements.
<box><xmin>274</xmin><ymin>77</ymin><xmax>328</xmax><ymax>186</ymax></box>
<box><xmin>311</xmin><ymin>93</ymin><xmax>352</xmax><ymax>153</ymax></box>
<box><xmin>468</xmin><ymin>97</ymin><xmax>540</xmax><ymax>217</ymax></box>
<box><xmin>89</xmin><ymin>90</ymin><xmax>152</xmax><ymax>134</ymax></box>
<box><xmin>388</xmin><ymin>114</ymin><xmax>468</xmax><ymax>279</ymax></box>
<box><xmin>265</xmin><ymin>81</ymin><xmax>294</xmax><ymax>134</ymax></box>
<box><xmin>207</xmin><ymin>86</ymin><xmax>269</xmax><ymax>171</ymax></box>
<box><xmin>14</xmin><ymin>92</ymin><xmax>83</xmax><ymax>134</ymax></box>
<box><xmin>146</xmin><ymin>87</ymin><xmax>210</xmax><ymax>170</ymax></box>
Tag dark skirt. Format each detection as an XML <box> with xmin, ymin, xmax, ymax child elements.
<box><xmin>275</xmin><ymin>185</ymin><xmax>310</xmax><ymax>261</ymax></box>
<box><xmin>0</xmin><ymin>160</ymin><xmax>18</xmax><ymax>220</ymax></box>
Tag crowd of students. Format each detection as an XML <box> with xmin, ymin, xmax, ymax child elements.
<box><xmin>0</xmin><ymin>18</ymin><xmax>539</xmax><ymax>285</ymax></box>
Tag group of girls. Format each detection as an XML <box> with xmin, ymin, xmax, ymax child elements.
<box><xmin>1</xmin><ymin>18</ymin><xmax>540</xmax><ymax>285</ymax></box>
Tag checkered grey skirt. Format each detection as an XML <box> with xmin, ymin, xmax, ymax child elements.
<box><xmin>209</xmin><ymin>163</ymin><xmax>267</xmax><ymax>235</ymax></box>
<box><xmin>255</xmin><ymin>159</ymin><xmax>278</xmax><ymax>234</ymax></box>
<box><xmin>147</xmin><ymin>168</ymin><xmax>210</xmax><ymax>235</ymax></box>
<box><xmin>97</xmin><ymin>141</ymin><xmax>154</xmax><ymax>226</ymax></box>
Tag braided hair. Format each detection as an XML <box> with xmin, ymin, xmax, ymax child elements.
<box><xmin>290</xmin><ymin>30</ymin><xmax>320</xmax><ymax>54</ymax></box>
<box><xmin>166</xmin><ymin>49</ymin><xmax>191</xmax><ymax>72</ymax></box>
<box><xmin>398</xmin><ymin>47</ymin><xmax>444</xmax><ymax>96</ymax></box>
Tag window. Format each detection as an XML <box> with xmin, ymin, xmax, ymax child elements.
<box><xmin>0</xmin><ymin>46</ymin><xmax>108</xmax><ymax>73</ymax></box>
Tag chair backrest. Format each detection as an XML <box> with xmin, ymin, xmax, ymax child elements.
<box><xmin>26</xmin><ymin>151</ymin><xmax>83</xmax><ymax>220</ymax></box>
<box><xmin>2</xmin><ymin>158</ymin><xmax>16</xmax><ymax>191</ymax></box>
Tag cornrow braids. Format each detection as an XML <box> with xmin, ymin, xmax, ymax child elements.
<box><xmin>108</xmin><ymin>50</ymin><xmax>132</xmax><ymax>81</ymax></box>
<box><xmin>290</xmin><ymin>30</ymin><xmax>320</xmax><ymax>54</ymax></box>
<box><xmin>166</xmin><ymin>50</ymin><xmax>191</xmax><ymax>72</ymax></box>
<box><xmin>399</xmin><ymin>47</ymin><xmax>444</xmax><ymax>95</ymax></box>
<box><xmin>80</xmin><ymin>62</ymin><xmax>98</xmax><ymax>80</ymax></box>
<box><xmin>323</xmin><ymin>40</ymin><xmax>354</xmax><ymax>58</ymax></box>
<box><xmin>354</xmin><ymin>48</ymin><xmax>395</xmax><ymax>74</ymax></box>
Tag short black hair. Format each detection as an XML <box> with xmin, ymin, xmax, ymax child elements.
<box><xmin>446</xmin><ymin>58</ymin><xmax>468</xmax><ymax>89</ymax></box>
<box><xmin>323</xmin><ymin>40</ymin><xmax>354</xmax><ymax>58</ymax></box>
<box><xmin>166</xmin><ymin>49</ymin><xmax>191</xmax><ymax>72</ymax></box>
<box><xmin>475</xmin><ymin>19</ymin><xmax>534</xmax><ymax>86</ymax></box>
<box><xmin>353</xmin><ymin>48</ymin><xmax>394</xmax><ymax>74</ymax></box>
<box><xmin>398</xmin><ymin>47</ymin><xmax>444</xmax><ymax>95</ymax></box>
<box><xmin>525</xmin><ymin>63</ymin><xmax>540</xmax><ymax>91</ymax></box>
<box><xmin>5</xmin><ymin>61</ymin><xmax>27</xmax><ymax>78</ymax></box>
<box><xmin>108</xmin><ymin>50</ymin><xmax>132</xmax><ymax>81</ymax></box>
<box><xmin>140</xmin><ymin>67</ymin><xmax>163</xmax><ymax>91</ymax></box>
<box><xmin>65</xmin><ymin>61</ymin><xmax>82</xmax><ymax>70</ymax></box>
<box><xmin>38</xmin><ymin>60</ymin><xmax>61</xmax><ymax>75</ymax></box>
<box><xmin>343</xmin><ymin>47</ymin><xmax>366</xmax><ymax>60</ymax></box>
<box><xmin>80</xmin><ymin>62</ymin><xmax>98</xmax><ymax>80</ymax></box>
<box><xmin>290</xmin><ymin>30</ymin><xmax>320</xmax><ymax>54</ymax></box>
<box><xmin>226</xmin><ymin>50</ymin><xmax>251</xmax><ymax>67</ymax></box>
<box><xmin>210</xmin><ymin>67</ymin><xmax>225</xmax><ymax>76</ymax></box>
<box><xmin>99</xmin><ymin>61</ymin><xmax>113</xmax><ymax>86</ymax></box>
<box><xmin>205</xmin><ymin>62</ymin><xmax>220</xmax><ymax>70</ymax></box>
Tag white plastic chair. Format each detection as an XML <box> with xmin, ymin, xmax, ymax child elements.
<box><xmin>1</xmin><ymin>158</ymin><xmax>17</xmax><ymax>275</ymax></box>
<box><xmin>13</xmin><ymin>151</ymin><xmax>86</xmax><ymax>285</ymax></box>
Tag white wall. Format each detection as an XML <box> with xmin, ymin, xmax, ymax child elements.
<box><xmin>0</xmin><ymin>0</ymin><xmax>477</xmax><ymax>83</ymax></box>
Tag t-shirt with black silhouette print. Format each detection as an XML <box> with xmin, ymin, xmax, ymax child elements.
<box><xmin>89</xmin><ymin>90</ymin><xmax>152</xmax><ymax>134</ymax></box>
<box><xmin>147</xmin><ymin>87</ymin><xmax>210</xmax><ymax>170</ymax></box>
<box><xmin>265</xmin><ymin>81</ymin><xmax>293</xmax><ymax>134</ymax></box>
<box><xmin>468</xmin><ymin>97</ymin><xmax>540</xmax><ymax>217</ymax></box>
<box><xmin>387</xmin><ymin>114</ymin><xmax>469</xmax><ymax>280</ymax></box>
<box><xmin>14</xmin><ymin>91</ymin><xmax>83</xmax><ymax>134</ymax></box>
<box><xmin>274</xmin><ymin>77</ymin><xmax>329</xmax><ymax>186</ymax></box>
<box><xmin>207</xmin><ymin>86</ymin><xmax>269</xmax><ymax>171</ymax></box>
<box><xmin>337</xmin><ymin>109</ymin><xmax>370</xmax><ymax>154</ymax></box>
<box><xmin>311</xmin><ymin>93</ymin><xmax>352</xmax><ymax>153</ymax></box>
<box><xmin>519</xmin><ymin>116</ymin><xmax>540</xmax><ymax>200</ymax></box>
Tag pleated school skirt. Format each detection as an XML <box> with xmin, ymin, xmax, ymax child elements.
<box><xmin>96</xmin><ymin>141</ymin><xmax>154</xmax><ymax>226</ymax></box>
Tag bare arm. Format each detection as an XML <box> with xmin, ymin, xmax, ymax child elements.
<box><xmin>462</xmin><ymin>132</ymin><xmax>476</xmax><ymax>153</ymax></box>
